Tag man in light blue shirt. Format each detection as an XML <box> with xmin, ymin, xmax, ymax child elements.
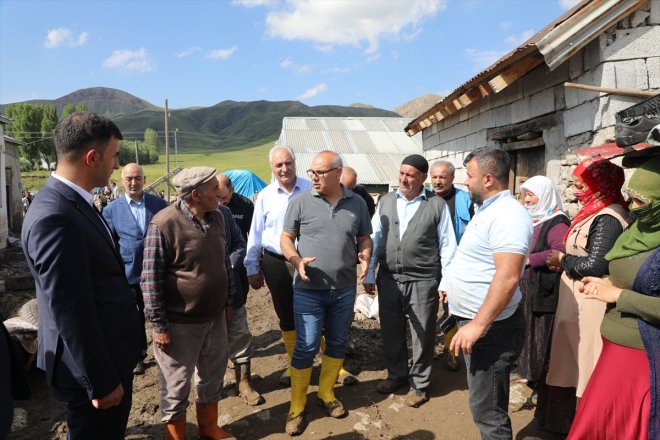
<box><xmin>364</xmin><ymin>154</ymin><xmax>456</xmax><ymax>408</ymax></box>
<box><xmin>440</xmin><ymin>147</ymin><xmax>532</xmax><ymax>440</ymax></box>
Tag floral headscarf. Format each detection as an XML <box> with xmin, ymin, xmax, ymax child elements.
<box><xmin>563</xmin><ymin>157</ymin><xmax>627</xmax><ymax>242</ymax></box>
<box><xmin>520</xmin><ymin>175</ymin><xmax>566</xmax><ymax>225</ymax></box>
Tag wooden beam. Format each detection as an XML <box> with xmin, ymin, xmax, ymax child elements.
<box><xmin>478</xmin><ymin>83</ymin><xmax>493</xmax><ymax>98</ymax></box>
<box><xmin>452</xmin><ymin>99</ymin><xmax>463</xmax><ymax>111</ymax></box>
<box><xmin>458</xmin><ymin>94</ymin><xmax>473</xmax><ymax>107</ymax></box>
<box><xmin>564</xmin><ymin>82</ymin><xmax>658</xmax><ymax>98</ymax></box>
<box><xmin>488</xmin><ymin>113</ymin><xmax>559</xmax><ymax>141</ymax></box>
<box><xmin>501</xmin><ymin>136</ymin><xmax>545</xmax><ymax>151</ymax></box>
<box><xmin>488</xmin><ymin>56</ymin><xmax>545</xmax><ymax>93</ymax></box>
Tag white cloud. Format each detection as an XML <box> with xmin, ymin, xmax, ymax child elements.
<box><xmin>206</xmin><ymin>46</ymin><xmax>238</xmax><ymax>60</ymax></box>
<box><xmin>392</xmin><ymin>50</ymin><xmax>399</xmax><ymax>61</ymax></box>
<box><xmin>297</xmin><ymin>83</ymin><xmax>327</xmax><ymax>100</ymax></box>
<box><xmin>231</xmin><ymin>0</ymin><xmax>276</xmax><ymax>6</ymax></box>
<box><xmin>499</xmin><ymin>21</ymin><xmax>513</xmax><ymax>30</ymax></box>
<box><xmin>505</xmin><ymin>29</ymin><xmax>535</xmax><ymax>47</ymax></box>
<box><xmin>328</xmin><ymin>66</ymin><xmax>351</xmax><ymax>74</ymax></box>
<box><xmin>559</xmin><ymin>0</ymin><xmax>580</xmax><ymax>10</ymax></box>
<box><xmin>44</xmin><ymin>27</ymin><xmax>89</xmax><ymax>48</ymax></box>
<box><xmin>177</xmin><ymin>47</ymin><xmax>202</xmax><ymax>58</ymax></box>
<box><xmin>366</xmin><ymin>53</ymin><xmax>381</xmax><ymax>63</ymax></box>
<box><xmin>103</xmin><ymin>48</ymin><xmax>155</xmax><ymax>72</ymax></box>
<box><xmin>280</xmin><ymin>57</ymin><xmax>312</xmax><ymax>74</ymax></box>
<box><xmin>265</xmin><ymin>0</ymin><xmax>446</xmax><ymax>53</ymax></box>
<box><xmin>465</xmin><ymin>48</ymin><xmax>507</xmax><ymax>71</ymax></box>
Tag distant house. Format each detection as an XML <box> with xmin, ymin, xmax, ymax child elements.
<box><xmin>277</xmin><ymin>116</ymin><xmax>423</xmax><ymax>194</ymax></box>
<box><xmin>0</xmin><ymin>115</ymin><xmax>25</xmax><ymax>247</ymax></box>
<box><xmin>406</xmin><ymin>0</ymin><xmax>659</xmax><ymax>211</ymax></box>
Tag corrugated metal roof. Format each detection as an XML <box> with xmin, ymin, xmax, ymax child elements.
<box><xmin>405</xmin><ymin>0</ymin><xmax>645</xmax><ymax>136</ymax></box>
<box><xmin>281</xmin><ymin>117</ymin><xmax>422</xmax><ymax>187</ymax></box>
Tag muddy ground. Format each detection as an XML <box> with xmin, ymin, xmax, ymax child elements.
<box><xmin>1</xmin><ymin>244</ymin><xmax>564</xmax><ymax>440</ymax></box>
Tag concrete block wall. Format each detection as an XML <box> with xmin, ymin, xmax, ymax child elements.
<box><xmin>423</xmin><ymin>3</ymin><xmax>659</xmax><ymax>211</ymax></box>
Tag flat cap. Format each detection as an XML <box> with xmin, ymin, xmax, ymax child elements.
<box><xmin>173</xmin><ymin>166</ymin><xmax>217</xmax><ymax>197</ymax></box>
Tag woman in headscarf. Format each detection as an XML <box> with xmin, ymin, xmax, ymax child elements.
<box><xmin>516</xmin><ymin>176</ymin><xmax>570</xmax><ymax>401</ymax></box>
<box><xmin>539</xmin><ymin>157</ymin><xmax>630</xmax><ymax>433</ymax></box>
<box><xmin>567</xmin><ymin>155</ymin><xmax>660</xmax><ymax>440</ymax></box>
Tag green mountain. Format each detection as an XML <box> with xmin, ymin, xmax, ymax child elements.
<box><xmin>1</xmin><ymin>87</ymin><xmax>401</xmax><ymax>151</ymax></box>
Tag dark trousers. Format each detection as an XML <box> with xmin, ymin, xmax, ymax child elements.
<box><xmin>377</xmin><ymin>274</ymin><xmax>439</xmax><ymax>390</ymax></box>
<box><xmin>131</xmin><ymin>285</ymin><xmax>147</xmax><ymax>359</ymax></box>
<box><xmin>458</xmin><ymin>307</ymin><xmax>525</xmax><ymax>440</ymax></box>
<box><xmin>65</xmin><ymin>374</ymin><xmax>133</xmax><ymax>440</ymax></box>
<box><xmin>262</xmin><ymin>250</ymin><xmax>295</xmax><ymax>331</ymax></box>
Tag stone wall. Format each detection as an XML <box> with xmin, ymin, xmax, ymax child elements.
<box><xmin>423</xmin><ymin>1</ymin><xmax>659</xmax><ymax>211</ymax></box>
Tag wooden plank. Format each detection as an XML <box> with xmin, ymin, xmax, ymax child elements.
<box><xmin>488</xmin><ymin>113</ymin><xmax>559</xmax><ymax>141</ymax></box>
<box><xmin>501</xmin><ymin>136</ymin><xmax>545</xmax><ymax>151</ymax></box>
<box><xmin>478</xmin><ymin>83</ymin><xmax>493</xmax><ymax>98</ymax></box>
<box><xmin>458</xmin><ymin>94</ymin><xmax>473</xmax><ymax>107</ymax></box>
<box><xmin>564</xmin><ymin>82</ymin><xmax>658</xmax><ymax>98</ymax></box>
<box><xmin>488</xmin><ymin>56</ymin><xmax>545</xmax><ymax>93</ymax></box>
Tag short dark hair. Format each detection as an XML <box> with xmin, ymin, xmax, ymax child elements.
<box><xmin>463</xmin><ymin>147</ymin><xmax>510</xmax><ymax>185</ymax></box>
<box><xmin>54</xmin><ymin>112</ymin><xmax>123</xmax><ymax>161</ymax></box>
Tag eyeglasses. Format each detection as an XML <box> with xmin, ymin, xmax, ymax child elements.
<box><xmin>306</xmin><ymin>167</ymin><xmax>337</xmax><ymax>179</ymax></box>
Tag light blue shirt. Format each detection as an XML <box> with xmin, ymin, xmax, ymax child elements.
<box><xmin>440</xmin><ymin>190</ymin><xmax>532</xmax><ymax>321</ymax></box>
<box><xmin>244</xmin><ymin>177</ymin><xmax>312</xmax><ymax>276</ymax></box>
<box><xmin>365</xmin><ymin>189</ymin><xmax>457</xmax><ymax>284</ymax></box>
<box><xmin>125</xmin><ymin>193</ymin><xmax>146</xmax><ymax>233</ymax></box>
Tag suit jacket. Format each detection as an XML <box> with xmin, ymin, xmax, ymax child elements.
<box><xmin>21</xmin><ymin>177</ymin><xmax>142</xmax><ymax>402</ymax></box>
<box><xmin>103</xmin><ymin>192</ymin><xmax>168</xmax><ymax>285</ymax></box>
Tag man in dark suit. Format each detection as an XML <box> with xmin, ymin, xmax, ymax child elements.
<box><xmin>103</xmin><ymin>163</ymin><xmax>168</xmax><ymax>374</ymax></box>
<box><xmin>21</xmin><ymin>112</ymin><xmax>142</xmax><ymax>440</ymax></box>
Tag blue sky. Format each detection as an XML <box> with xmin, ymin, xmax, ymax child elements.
<box><xmin>0</xmin><ymin>0</ymin><xmax>580</xmax><ymax>111</ymax></box>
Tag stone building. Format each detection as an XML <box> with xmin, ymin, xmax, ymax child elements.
<box><xmin>406</xmin><ymin>0</ymin><xmax>659</xmax><ymax>213</ymax></box>
<box><xmin>0</xmin><ymin>115</ymin><xmax>25</xmax><ymax>247</ymax></box>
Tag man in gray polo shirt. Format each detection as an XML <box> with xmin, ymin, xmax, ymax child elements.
<box><xmin>280</xmin><ymin>150</ymin><xmax>372</xmax><ymax>435</ymax></box>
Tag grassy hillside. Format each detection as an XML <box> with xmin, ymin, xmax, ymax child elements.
<box><xmin>20</xmin><ymin>138</ymin><xmax>276</xmax><ymax>192</ymax></box>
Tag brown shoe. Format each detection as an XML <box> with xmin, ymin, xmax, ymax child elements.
<box><xmin>236</xmin><ymin>362</ymin><xmax>265</xmax><ymax>406</ymax></box>
<box><xmin>317</xmin><ymin>398</ymin><xmax>347</xmax><ymax>418</ymax></box>
<box><xmin>285</xmin><ymin>411</ymin><xmax>306</xmax><ymax>436</ymax></box>
<box><xmin>133</xmin><ymin>360</ymin><xmax>146</xmax><ymax>375</ymax></box>
<box><xmin>376</xmin><ymin>378</ymin><xmax>407</xmax><ymax>394</ymax></box>
<box><xmin>404</xmin><ymin>388</ymin><xmax>429</xmax><ymax>408</ymax></box>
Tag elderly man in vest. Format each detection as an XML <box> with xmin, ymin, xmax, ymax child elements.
<box><xmin>364</xmin><ymin>154</ymin><xmax>457</xmax><ymax>407</ymax></box>
<box><xmin>141</xmin><ymin>167</ymin><xmax>235</xmax><ymax>440</ymax></box>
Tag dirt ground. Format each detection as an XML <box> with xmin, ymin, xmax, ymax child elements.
<box><xmin>1</xmin><ymin>244</ymin><xmax>565</xmax><ymax>440</ymax></box>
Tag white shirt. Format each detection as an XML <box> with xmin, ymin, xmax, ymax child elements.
<box><xmin>244</xmin><ymin>177</ymin><xmax>312</xmax><ymax>275</ymax></box>
<box><xmin>441</xmin><ymin>190</ymin><xmax>532</xmax><ymax>321</ymax></box>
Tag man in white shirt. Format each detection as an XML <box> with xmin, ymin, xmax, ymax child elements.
<box><xmin>440</xmin><ymin>147</ymin><xmax>532</xmax><ymax>440</ymax></box>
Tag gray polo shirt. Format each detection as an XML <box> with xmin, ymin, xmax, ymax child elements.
<box><xmin>283</xmin><ymin>186</ymin><xmax>372</xmax><ymax>290</ymax></box>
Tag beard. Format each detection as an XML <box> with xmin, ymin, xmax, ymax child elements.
<box><xmin>468</xmin><ymin>189</ymin><xmax>483</xmax><ymax>205</ymax></box>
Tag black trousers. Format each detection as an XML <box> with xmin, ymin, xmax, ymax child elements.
<box><xmin>261</xmin><ymin>250</ymin><xmax>296</xmax><ymax>331</ymax></box>
<box><xmin>130</xmin><ymin>285</ymin><xmax>147</xmax><ymax>359</ymax></box>
<box><xmin>65</xmin><ymin>374</ymin><xmax>133</xmax><ymax>440</ymax></box>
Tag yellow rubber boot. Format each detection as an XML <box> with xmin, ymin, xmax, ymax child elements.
<box><xmin>285</xmin><ymin>365</ymin><xmax>312</xmax><ymax>436</ymax></box>
<box><xmin>280</xmin><ymin>330</ymin><xmax>297</xmax><ymax>386</ymax></box>
<box><xmin>321</xmin><ymin>335</ymin><xmax>356</xmax><ymax>384</ymax></box>
<box><xmin>317</xmin><ymin>355</ymin><xmax>347</xmax><ymax>418</ymax></box>
<box><xmin>443</xmin><ymin>326</ymin><xmax>460</xmax><ymax>371</ymax></box>
<box><xmin>318</xmin><ymin>355</ymin><xmax>343</xmax><ymax>403</ymax></box>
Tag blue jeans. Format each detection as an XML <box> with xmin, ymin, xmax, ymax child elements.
<box><xmin>458</xmin><ymin>307</ymin><xmax>525</xmax><ymax>440</ymax></box>
<box><xmin>291</xmin><ymin>287</ymin><xmax>356</xmax><ymax>369</ymax></box>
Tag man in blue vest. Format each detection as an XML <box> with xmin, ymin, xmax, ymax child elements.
<box><xmin>103</xmin><ymin>163</ymin><xmax>167</xmax><ymax>374</ymax></box>
<box><xmin>364</xmin><ymin>154</ymin><xmax>457</xmax><ymax>408</ymax></box>
<box><xmin>430</xmin><ymin>160</ymin><xmax>474</xmax><ymax>371</ymax></box>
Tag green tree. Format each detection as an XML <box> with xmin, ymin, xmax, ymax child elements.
<box><xmin>5</xmin><ymin>103</ymin><xmax>58</xmax><ymax>168</ymax></box>
<box><xmin>61</xmin><ymin>103</ymin><xmax>89</xmax><ymax>119</ymax></box>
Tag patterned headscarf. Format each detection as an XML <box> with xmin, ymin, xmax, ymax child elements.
<box><xmin>520</xmin><ymin>176</ymin><xmax>566</xmax><ymax>225</ymax></box>
<box><xmin>563</xmin><ymin>157</ymin><xmax>627</xmax><ymax>242</ymax></box>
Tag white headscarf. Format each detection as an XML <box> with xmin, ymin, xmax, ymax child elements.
<box><xmin>520</xmin><ymin>176</ymin><xmax>566</xmax><ymax>225</ymax></box>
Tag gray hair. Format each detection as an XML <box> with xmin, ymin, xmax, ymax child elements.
<box><xmin>430</xmin><ymin>160</ymin><xmax>455</xmax><ymax>177</ymax></box>
<box><xmin>269</xmin><ymin>145</ymin><xmax>296</xmax><ymax>165</ymax></box>
<box><xmin>463</xmin><ymin>147</ymin><xmax>510</xmax><ymax>185</ymax></box>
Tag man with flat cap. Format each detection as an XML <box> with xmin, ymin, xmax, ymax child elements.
<box><xmin>364</xmin><ymin>154</ymin><xmax>457</xmax><ymax>407</ymax></box>
<box><xmin>141</xmin><ymin>166</ymin><xmax>236</xmax><ymax>440</ymax></box>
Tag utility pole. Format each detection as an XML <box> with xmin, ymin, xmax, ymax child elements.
<box><xmin>164</xmin><ymin>99</ymin><xmax>170</xmax><ymax>201</ymax></box>
<box><xmin>174</xmin><ymin>128</ymin><xmax>179</xmax><ymax>168</ymax></box>
<box><xmin>134</xmin><ymin>140</ymin><xmax>139</xmax><ymax>165</ymax></box>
